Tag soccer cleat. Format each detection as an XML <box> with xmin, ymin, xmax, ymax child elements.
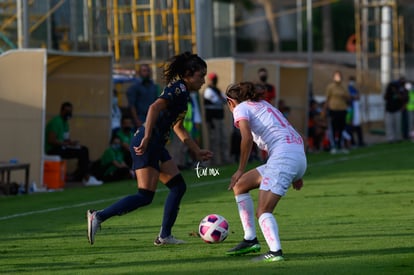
<box><xmin>154</xmin><ymin>235</ymin><xmax>186</xmax><ymax>246</ymax></box>
<box><xmin>341</xmin><ymin>148</ymin><xmax>350</xmax><ymax>154</ymax></box>
<box><xmin>226</xmin><ymin>238</ymin><xmax>261</xmax><ymax>256</ymax></box>
<box><xmin>86</xmin><ymin>209</ymin><xmax>101</xmax><ymax>245</ymax></box>
<box><xmin>83</xmin><ymin>176</ymin><xmax>103</xmax><ymax>186</ymax></box>
<box><xmin>251</xmin><ymin>250</ymin><xmax>284</xmax><ymax>262</ymax></box>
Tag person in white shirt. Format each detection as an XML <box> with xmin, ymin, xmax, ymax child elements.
<box><xmin>203</xmin><ymin>73</ymin><xmax>231</xmax><ymax>165</ymax></box>
<box><xmin>224</xmin><ymin>82</ymin><xmax>307</xmax><ymax>262</ymax></box>
<box><xmin>111</xmin><ymin>89</ymin><xmax>122</xmax><ymax>137</ymax></box>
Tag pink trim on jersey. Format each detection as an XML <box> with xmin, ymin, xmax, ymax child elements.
<box><xmin>234</xmin><ymin>117</ymin><xmax>248</xmax><ymax>128</ymax></box>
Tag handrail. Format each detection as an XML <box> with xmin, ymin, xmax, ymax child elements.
<box><xmin>0</xmin><ymin>32</ymin><xmax>16</xmax><ymax>52</ymax></box>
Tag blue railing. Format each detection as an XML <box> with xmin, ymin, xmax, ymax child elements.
<box><xmin>0</xmin><ymin>32</ymin><xmax>16</xmax><ymax>53</ymax></box>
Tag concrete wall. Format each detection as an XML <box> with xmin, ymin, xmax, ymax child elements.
<box><xmin>0</xmin><ymin>49</ymin><xmax>112</xmax><ymax>188</ymax></box>
<box><xmin>0</xmin><ymin>49</ymin><xmax>46</xmax><ymax>187</ymax></box>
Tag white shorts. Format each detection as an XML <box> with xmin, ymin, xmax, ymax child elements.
<box><xmin>257</xmin><ymin>151</ymin><xmax>307</xmax><ymax>196</ymax></box>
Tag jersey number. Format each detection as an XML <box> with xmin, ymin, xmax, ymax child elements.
<box><xmin>267</xmin><ymin>108</ymin><xmax>303</xmax><ymax>144</ymax></box>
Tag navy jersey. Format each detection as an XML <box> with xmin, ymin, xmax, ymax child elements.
<box><xmin>154</xmin><ymin>79</ymin><xmax>189</xmax><ymax>144</ymax></box>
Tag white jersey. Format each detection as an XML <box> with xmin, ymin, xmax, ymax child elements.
<box><xmin>233</xmin><ymin>100</ymin><xmax>304</xmax><ymax>156</ymax></box>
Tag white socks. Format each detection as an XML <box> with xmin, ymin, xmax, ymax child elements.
<box><xmin>235</xmin><ymin>193</ymin><xmax>256</xmax><ymax>241</ymax></box>
<box><xmin>236</xmin><ymin>194</ymin><xmax>282</xmax><ymax>252</ymax></box>
<box><xmin>258</xmin><ymin>212</ymin><xmax>281</xmax><ymax>252</ymax></box>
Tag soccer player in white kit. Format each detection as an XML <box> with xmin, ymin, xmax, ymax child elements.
<box><xmin>225</xmin><ymin>82</ymin><xmax>307</xmax><ymax>262</ymax></box>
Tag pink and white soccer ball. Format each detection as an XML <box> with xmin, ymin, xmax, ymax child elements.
<box><xmin>199</xmin><ymin>214</ymin><xmax>229</xmax><ymax>243</ymax></box>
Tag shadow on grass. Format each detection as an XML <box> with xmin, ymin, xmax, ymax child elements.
<box><xmin>285</xmin><ymin>232</ymin><xmax>414</xmax><ymax>242</ymax></box>
<box><xmin>2</xmin><ymin>246</ymin><xmax>413</xmax><ymax>274</ymax></box>
<box><xmin>290</xmin><ymin>246</ymin><xmax>414</xmax><ymax>259</ymax></box>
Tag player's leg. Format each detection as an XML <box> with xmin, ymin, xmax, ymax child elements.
<box><xmin>87</xmin><ymin>167</ymin><xmax>158</xmax><ymax>245</ymax></box>
<box><xmin>87</xmin><ymin>128</ymin><xmax>160</xmax><ymax>245</ymax></box>
<box><xmin>252</xmin><ymin>152</ymin><xmax>306</xmax><ymax>262</ymax></box>
<box><xmin>95</xmin><ymin>125</ymin><xmax>160</xmax><ymax>220</ymax></box>
<box><xmin>154</xmin><ymin>158</ymin><xmax>187</xmax><ymax>245</ymax></box>
<box><xmin>97</xmin><ymin>167</ymin><xmax>158</xmax><ymax>220</ymax></box>
<box><xmin>226</xmin><ymin>169</ymin><xmax>261</xmax><ymax>255</ymax></box>
<box><xmin>251</xmin><ymin>190</ymin><xmax>284</xmax><ymax>262</ymax></box>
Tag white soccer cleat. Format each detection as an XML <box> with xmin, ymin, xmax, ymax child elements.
<box><xmin>84</xmin><ymin>176</ymin><xmax>103</xmax><ymax>186</ymax></box>
<box><xmin>87</xmin><ymin>209</ymin><xmax>101</xmax><ymax>245</ymax></box>
<box><xmin>154</xmin><ymin>235</ymin><xmax>185</xmax><ymax>246</ymax></box>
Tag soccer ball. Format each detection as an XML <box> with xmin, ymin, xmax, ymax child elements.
<box><xmin>199</xmin><ymin>214</ymin><xmax>229</xmax><ymax>243</ymax></box>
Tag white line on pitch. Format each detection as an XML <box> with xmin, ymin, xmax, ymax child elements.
<box><xmin>0</xmin><ymin>178</ymin><xmax>229</xmax><ymax>221</ymax></box>
<box><xmin>0</xmin><ymin>147</ymin><xmax>409</xmax><ymax>221</ymax></box>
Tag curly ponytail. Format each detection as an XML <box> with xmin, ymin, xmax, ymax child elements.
<box><xmin>162</xmin><ymin>51</ymin><xmax>207</xmax><ymax>84</ymax></box>
<box><xmin>225</xmin><ymin>81</ymin><xmax>265</xmax><ymax>102</ymax></box>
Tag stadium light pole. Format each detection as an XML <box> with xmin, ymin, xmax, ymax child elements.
<box><xmin>306</xmin><ymin>0</ymin><xmax>313</xmax><ymax>99</ymax></box>
<box><xmin>16</xmin><ymin>0</ymin><xmax>29</xmax><ymax>48</ymax></box>
<box><xmin>297</xmin><ymin>0</ymin><xmax>303</xmax><ymax>52</ymax></box>
<box><xmin>380</xmin><ymin>3</ymin><xmax>392</xmax><ymax>93</ymax></box>
<box><xmin>305</xmin><ymin>0</ymin><xmax>313</xmax><ymax>139</ymax></box>
<box><xmin>195</xmin><ymin>0</ymin><xmax>214</xmax><ymax>58</ymax></box>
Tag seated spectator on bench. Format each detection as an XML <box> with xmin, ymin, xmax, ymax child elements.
<box><xmin>114</xmin><ymin>116</ymin><xmax>134</xmax><ymax>167</ymax></box>
<box><xmin>91</xmin><ymin>135</ymin><xmax>132</xmax><ymax>183</ymax></box>
<box><xmin>45</xmin><ymin>101</ymin><xmax>102</xmax><ymax>186</ymax></box>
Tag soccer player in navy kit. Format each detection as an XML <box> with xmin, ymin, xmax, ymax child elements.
<box><xmin>87</xmin><ymin>52</ymin><xmax>213</xmax><ymax>245</ymax></box>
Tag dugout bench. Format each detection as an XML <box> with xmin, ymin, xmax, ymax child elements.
<box><xmin>0</xmin><ymin>162</ymin><xmax>30</xmax><ymax>195</ymax></box>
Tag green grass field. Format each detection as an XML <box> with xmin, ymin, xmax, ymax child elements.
<box><xmin>1</xmin><ymin>142</ymin><xmax>413</xmax><ymax>274</ymax></box>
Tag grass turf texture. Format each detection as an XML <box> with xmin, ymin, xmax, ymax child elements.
<box><xmin>0</xmin><ymin>141</ymin><xmax>413</xmax><ymax>274</ymax></box>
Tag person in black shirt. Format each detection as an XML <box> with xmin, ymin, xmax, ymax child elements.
<box><xmin>384</xmin><ymin>77</ymin><xmax>409</xmax><ymax>142</ymax></box>
<box><xmin>203</xmin><ymin>72</ymin><xmax>231</xmax><ymax>165</ymax></box>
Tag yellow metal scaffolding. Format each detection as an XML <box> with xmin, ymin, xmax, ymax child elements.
<box><xmin>103</xmin><ymin>0</ymin><xmax>197</xmax><ymax>73</ymax></box>
<box><xmin>0</xmin><ymin>0</ymin><xmax>197</xmax><ymax>77</ymax></box>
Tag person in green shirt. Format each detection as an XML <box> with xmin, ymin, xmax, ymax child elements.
<box><xmin>406</xmin><ymin>82</ymin><xmax>414</xmax><ymax>138</ymax></box>
<box><xmin>93</xmin><ymin>135</ymin><xmax>131</xmax><ymax>182</ymax></box>
<box><xmin>115</xmin><ymin>116</ymin><xmax>134</xmax><ymax>167</ymax></box>
<box><xmin>45</xmin><ymin>102</ymin><xmax>102</xmax><ymax>186</ymax></box>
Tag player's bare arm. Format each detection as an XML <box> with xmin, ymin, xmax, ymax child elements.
<box><xmin>173</xmin><ymin>120</ymin><xmax>213</xmax><ymax>161</ymax></box>
<box><xmin>229</xmin><ymin>119</ymin><xmax>253</xmax><ymax>190</ymax></box>
<box><xmin>134</xmin><ymin>98</ymin><xmax>168</xmax><ymax>155</ymax></box>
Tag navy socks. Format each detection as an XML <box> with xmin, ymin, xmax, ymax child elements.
<box><xmin>159</xmin><ymin>174</ymin><xmax>187</xmax><ymax>238</ymax></box>
<box><xmin>97</xmin><ymin>188</ymin><xmax>154</xmax><ymax>222</ymax></box>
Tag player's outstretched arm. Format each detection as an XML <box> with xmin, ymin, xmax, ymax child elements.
<box><xmin>173</xmin><ymin>120</ymin><xmax>213</xmax><ymax>161</ymax></box>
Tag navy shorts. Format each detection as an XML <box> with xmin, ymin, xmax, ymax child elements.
<box><xmin>129</xmin><ymin>127</ymin><xmax>172</xmax><ymax>171</ymax></box>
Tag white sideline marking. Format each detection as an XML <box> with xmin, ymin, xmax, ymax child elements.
<box><xmin>0</xmin><ymin>147</ymin><xmax>408</xmax><ymax>221</ymax></box>
<box><xmin>307</xmin><ymin>152</ymin><xmax>377</xmax><ymax>167</ymax></box>
<box><xmin>0</xmin><ymin>178</ymin><xmax>229</xmax><ymax>221</ymax></box>
<box><xmin>308</xmin><ymin>147</ymin><xmax>408</xmax><ymax>167</ymax></box>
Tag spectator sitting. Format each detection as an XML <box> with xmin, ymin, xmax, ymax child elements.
<box><xmin>115</xmin><ymin>116</ymin><xmax>134</xmax><ymax>167</ymax></box>
<box><xmin>91</xmin><ymin>135</ymin><xmax>132</xmax><ymax>183</ymax></box>
<box><xmin>45</xmin><ymin>102</ymin><xmax>102</xmax><ymax>186</ymax></box>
